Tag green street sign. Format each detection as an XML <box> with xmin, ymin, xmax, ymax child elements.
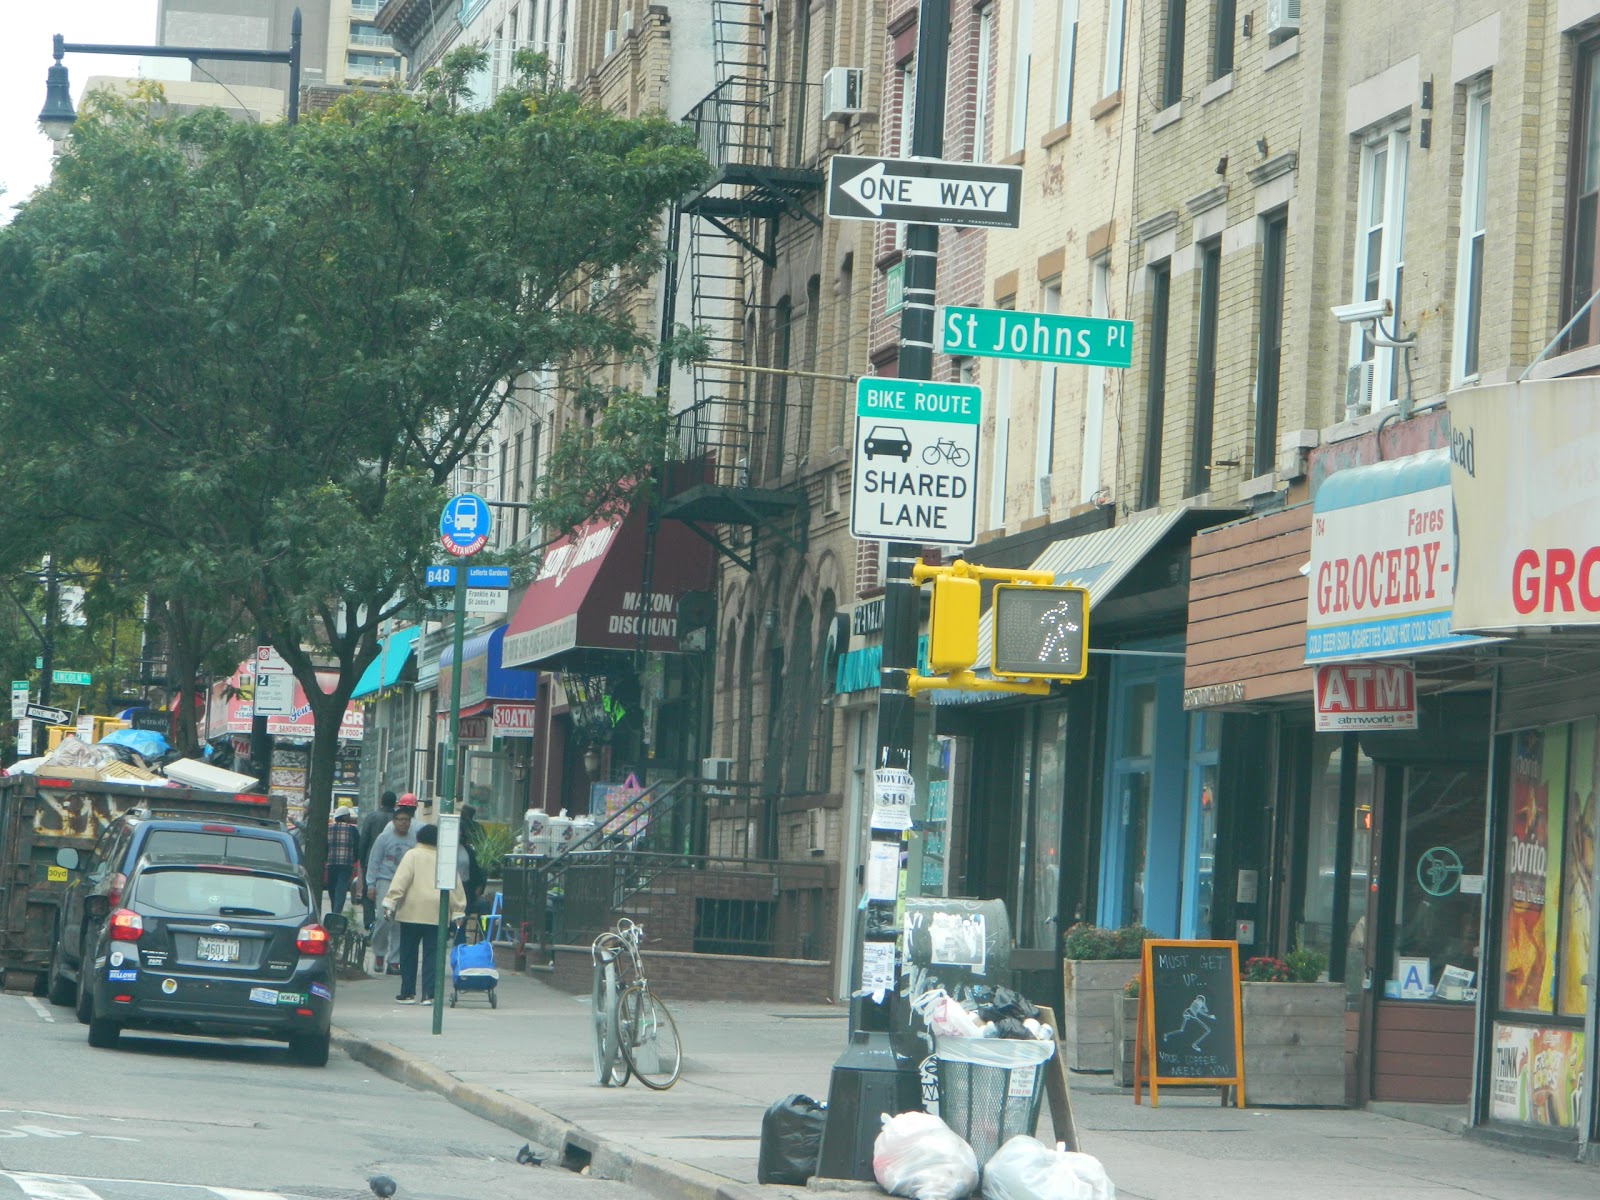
<box><xmin>52</xmin><ymin>669</ymin><xmax>92</xmax><ymax>687</ymax></box>
<box><xmin>938</xmin><ymin>304</ymin><xmax>1134</xmax><ymax>368</ymax></box>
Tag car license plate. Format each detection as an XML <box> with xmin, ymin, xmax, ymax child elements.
<box><xmin>196</xmin><ymin>937</ymin><xmax>241</xmax><ymax>962</ymax></box>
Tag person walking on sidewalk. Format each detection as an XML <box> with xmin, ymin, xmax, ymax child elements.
<box><xmin>382</xmin><ymin>822</ymin><xmax>466</xmax><ymax>1004</ymax></box>
<box><xmin>365</xmin><ymin>796</ymin><xmax>419</xmax><ymax>975</ymax></box>
<box><xmin>325</xmin><ymin>806</ymin><xmax>360</xmax><ymax>918</ymax></box>
<box><xmin>358</xmin><ymin>791</ymin><xmax>397</xmax><ymax>933</ymax></box>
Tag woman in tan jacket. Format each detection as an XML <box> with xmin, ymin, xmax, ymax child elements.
<box><xmin>382</xmin><ymin>823</ymin><xmax>467</xmax><ymax>1004</ymax></box>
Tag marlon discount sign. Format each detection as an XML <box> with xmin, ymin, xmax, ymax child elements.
<box><xmin>850</xmin><ymin>378</ymin><xmax>981</xmax><ymax>545</ymax></box>
<box><xmin>1314</xmin><ymin>664</ymin><xmax>1418</xmax><ymax>731</ymax></box>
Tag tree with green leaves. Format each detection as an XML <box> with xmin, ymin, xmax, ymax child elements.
<box><xmin>0</xmin><ymin>49</ymin><xmax>708</xmax><ymax>887</ymax></box>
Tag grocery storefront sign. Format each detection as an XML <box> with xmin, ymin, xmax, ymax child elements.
<box><xmin>1450</xmin><ymin>377</ymin><xmax>1600</xmax><ymax>630</ymax></box>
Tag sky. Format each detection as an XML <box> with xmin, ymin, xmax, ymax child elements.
<box><xmin>0</xmin><ymin>1</ymin><xmax>161</xmax><ymax>223</ymax></box>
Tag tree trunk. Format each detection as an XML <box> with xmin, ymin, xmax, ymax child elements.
<box><xmin>298</xmin><ymin>682</ymin><xmax>355</xmax><ymax>910</ymax></box>
<box><xmin>158</xmin><ymin>602</ymin><xmax>201</xmax><ymax>757</ymax></box>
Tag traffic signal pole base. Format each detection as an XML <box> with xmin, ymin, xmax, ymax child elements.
<box><xmin>815</xmin><ymin>1018</ymin><xmax>927</xmax><ymax>1181</ymax></box>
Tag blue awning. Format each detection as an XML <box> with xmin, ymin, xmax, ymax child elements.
<box><xmin>352</xmin><ymin>625</ymin><xmax>422</xmax><ymax>700</ymax></box>
<box><xmin>436</xmin><ymin>624</ymin><xmax>538</xmax><ymax>714</ymax></box>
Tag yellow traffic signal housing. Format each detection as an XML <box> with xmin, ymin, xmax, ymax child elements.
<box><xmin>928</xmin><ymin>575</ymin><xmax>981</xmax><ymax>673</ymax></box>
<box><xmin>991</xmin><ymin>584</ymin><xmax>1089</xmax><ymax>680</ymax></box>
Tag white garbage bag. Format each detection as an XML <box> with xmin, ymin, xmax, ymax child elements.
<box><xmin>873</xmin><ymin>1111</ymin><xmax>981</xmax><ymax>1200</ymax></box>
<box><xmin>981</xmin><ymin>1136</ymin><xmax>1115</xmax><ymax>1200</ymax></box>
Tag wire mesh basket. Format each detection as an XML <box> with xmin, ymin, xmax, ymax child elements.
<box><xmin>935</xmin><ymin>1037</ymin><xmax>1055</xmax><ymax>1165</ymax></box>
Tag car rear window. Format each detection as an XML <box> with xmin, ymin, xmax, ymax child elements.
<box><xmin>142</xmin><ymin>830</ymin><xmax>292</xmax><ymax>863</ymax></box>
<box><xmin>134</xmin><ymin>870</ymin><xmax>307</xmax><ymax>918</ymax></box>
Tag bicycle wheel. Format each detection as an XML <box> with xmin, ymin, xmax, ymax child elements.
<box><xmin>591</xmin><ymin>959</ymin><xmax>627</xmax><ymax>1086</ymax></box>
<box><xmin>922</xmin><ymin>444</ymin><xmax>942</xmax><ymax>465</ymax></box>
<box><xmin>617</xmin><ymin>985</ymin><xmax>683</xmax><ymax>1090</ymax></box>
<box><xmin>950</xmin><ymin>446</ymin><xmax>971</xmax><ymax>467</ymax></box>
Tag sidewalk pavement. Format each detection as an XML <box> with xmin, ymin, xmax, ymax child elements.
<box><xmin>328</xmin><ymin>967</ymin><xmax>1597</xmax><ymax>1200</ymax></box>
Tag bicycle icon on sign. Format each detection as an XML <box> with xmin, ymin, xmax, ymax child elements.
<box><xmin>922</xmin><ymin>438</ymin><xmax>971</xmax><ymax>468</ymax></box>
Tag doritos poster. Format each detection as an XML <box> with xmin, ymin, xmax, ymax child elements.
<box><xmin>1502</xmin><ymin>727</ymin><xmax>1565</xmax><ymax>1013</ymax></box>
<box><xmin>1561</xmin><ymin>720</ymin><xmax>1598</xmax><ymax>1017</ymax></box>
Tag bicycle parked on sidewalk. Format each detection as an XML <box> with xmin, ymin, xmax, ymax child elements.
<box><xmin>590</xmin><ymin>918</ymin><xmax>683</xmax><ymax>1090</ymax></box>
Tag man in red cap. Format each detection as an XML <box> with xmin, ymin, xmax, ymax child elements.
<box><xmin>364</xmin><ymin>794</ymin><xmax>419</xmax><ymax>974</ymax></box>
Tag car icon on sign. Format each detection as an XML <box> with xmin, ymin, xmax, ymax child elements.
<box><xmin>864</xmin><ymin>425</ymin><xmax>913</xmax><ymax>462</ymax></box>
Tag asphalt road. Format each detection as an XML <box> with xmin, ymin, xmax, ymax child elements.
<box><xmin>0</xmin><ymin>991</ymin><xmax>643</xmax><ymax>1200</ymax></box>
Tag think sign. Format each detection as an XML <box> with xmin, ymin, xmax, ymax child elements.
<box><xmin>937</xmin><ymin>305</ymin><xmax>1134</xmax><ymax>369</ymax></box>
<box><xmin>850</xmin><ymin>378</ymin><xmax>981</xmax><ymax>546</ymax></box>
<box><xmin>1313</xmin><ymin>663</ymin><xmax>1418</xmax><ymax>731</ymax></box>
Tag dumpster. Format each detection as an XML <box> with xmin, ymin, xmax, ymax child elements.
<box><xmin>934</xmin><ymin>1036</ymin><xmax>1055</xmax><ymax>1165</ymax></box>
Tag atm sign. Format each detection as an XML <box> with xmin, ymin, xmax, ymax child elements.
<box><xmin>1314</xmin><ymin>664</ymin><xmax>1417</xmax><ymax>732</ymax></box>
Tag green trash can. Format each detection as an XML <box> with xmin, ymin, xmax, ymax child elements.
<box><xmin>934</xmin><ymin>1037</ymin><xmax>1055</xmax><ymax>1165</ymax></box>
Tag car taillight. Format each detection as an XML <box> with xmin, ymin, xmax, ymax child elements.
<box><xmin>108</xmin><ymin>909</ymin><xmax>143</xmax><ymax>942</ymax></box>
<box><xmin>296</xmin><ymin>924</ymin><xmax>330</xmax><ymax>955</ymax></box>
<box><xmin>106</xmin><ymin>872</ymin><xmax>127</xmax><ymax>907</ymax></box>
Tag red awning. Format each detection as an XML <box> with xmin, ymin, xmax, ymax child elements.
<box><xmin>502</xmin><ymin>506</ymin><xmax>713</xmax><ymax>667</ymax></box>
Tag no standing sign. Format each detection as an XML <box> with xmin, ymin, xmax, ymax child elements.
<box><xmin>850</xmin><ymin>378</ymin><xmax>981</xmax><ymax>546</ymax></box>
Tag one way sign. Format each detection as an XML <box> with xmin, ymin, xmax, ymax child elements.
<box><xmin>826</xmin><ymin>155</ymin><xmax>1023</xmax><ymax>229</ymax></box>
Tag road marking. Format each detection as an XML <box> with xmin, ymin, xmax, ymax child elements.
<box><xmin>0</xmin><ymin>1127</ymin><xmax>137</xmax><ymax>1143</ymax></box>
<box><xmin>3</xmin><ymin>1174</ymin><xmax>102</xmax><ymax>1200</ymax></box>
<box><xmin>0</xmin><ymin>1177</ymin><xmax>288</xmax><ymax>1200</ymax></box>
<box><xmin>24</xmin><ymin>998</ymin><xmax>54</xmax><ymax>1024</ymax></box>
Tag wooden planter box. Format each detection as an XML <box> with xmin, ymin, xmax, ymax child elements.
<box><xmin>1061</xmin><ymin>958</ymin><xmax>1140</xmax><ymax>1072</ymax></box>
<box><xmin>1110</xmin><ymin>994</ymin><xmax>1139</xmax><ymax>1087</ymax></box>
<box><xmin>1241</xmin><ymin>981</ymin><xmax>1346</xmax><ymax>1107</ymax></box>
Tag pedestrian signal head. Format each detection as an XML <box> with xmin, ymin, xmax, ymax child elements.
<box><xmin>990</xmin><ymin>584</ymin><xmax>1089</xmax><ymax>680</ymax></box>
<box><xmin>927</xmin><ymin>575</ymin><xmax>981</xmax><ymax>674</ymax></box>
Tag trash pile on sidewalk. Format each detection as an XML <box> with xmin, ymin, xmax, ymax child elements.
<box><xmin>8</xmin><ymin>732</ymin><xmax>242</xmax><ymax>789</ymax></box>
<box><xmin>758</xmin><ymin>982</ymin><xmax>1116</xmax><ymax>1199</ymax></box>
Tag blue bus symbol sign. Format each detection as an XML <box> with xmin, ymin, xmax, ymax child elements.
<box><xmin>440</xmin><ymin>493</ymin><xmax>491</xmax><ymax>557</ymax></box>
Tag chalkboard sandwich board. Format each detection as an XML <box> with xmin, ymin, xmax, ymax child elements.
<box><xmin>1133</xmin><ymin>939</ymin><xmax>1244</xmax><ymax>1108</ymax></box>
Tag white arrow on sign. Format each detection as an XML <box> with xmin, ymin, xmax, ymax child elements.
<box><xmin>837</xmin><ymin>160</ymin><xmax>1013</xmax><ymax>218</ymax></box>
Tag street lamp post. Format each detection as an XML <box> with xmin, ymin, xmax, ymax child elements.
<box><xmin>39</xmin><ymin>9</ymin><xmax>306</xmax><ymax>783</ymax></box>
<box><xmin>38</xmin><ymin>7</ymin><xmax>304</xmax><ymax>141</ymax></box>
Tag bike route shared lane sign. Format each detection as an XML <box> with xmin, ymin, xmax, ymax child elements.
<box><xmin>850</xmin><ymin>377</ymin><xmax>981</xmax><ymax>546</ymax></box>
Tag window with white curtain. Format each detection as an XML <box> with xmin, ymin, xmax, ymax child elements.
<box><xmin>1008</xmin><ymin>0</ymin><xmax>1033</xmax><ymax>155</ymax></box>
<box><xmin>1053</xmin><ymin>0</ymin><xmax>1078</xmax><ymax>128</ymax></box>
<box><xmin>1453</xmin><ymin>84</ymin><xmax>1490</xmax><ymax>383</ymax></box>
<box><xmin>972</xmin><ymin>7</ymin><xmax>994</xmax><ymax>162</ymax></box>
<box><xmin>1347</xmin><ymin>123</ymin><xmax>1409</xmax><ymax>409</ymax></box>
<box><xmin>1102</xmin><ymin>0</ymin><xmax>1126</xmax><ymax>96</ymax></box>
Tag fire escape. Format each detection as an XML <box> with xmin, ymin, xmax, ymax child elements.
<box><xmin>659</xmin><ymin>0</ymin><xmax>822</xmax><ymax>573</ymax></box>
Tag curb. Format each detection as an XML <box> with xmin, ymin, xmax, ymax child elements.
<box><xmin>330</xmin><ymin>1027</ymin><xmax>776</xmax><ymax>1200</ymax></box>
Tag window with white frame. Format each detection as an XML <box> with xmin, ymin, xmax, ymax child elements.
<box><xmin>1009</xmin><ymin>0</ymin><xmax>1034</xmax><ymax>155</ymax></box>
<box><xmin>973</xmin><ymin>7</ymin><xmax>994</xmax><ymax>162</ymax></box>
<box><xmin>990</xmin><ymin>358</ymin><xmax>1013</xmax><ymax>530</ymax></box>
<box><xmin>1035</xmin><ymin>283</ymin><xmax>1061</xmax><ymax>514</ymax></box>
<box><xmin>1053</xmin><ymin>0</ymin><xmax>1078</xmax><ymax>128</ymax></box>
<box><xmin>1453</xmin><ymin>83</ymin><xmax>1490</xmax><ymax>383</ymax></box>
<box><xmin>895</xmin><ymin>59</ymin><xmax>916</xmax><ymax>249</ymax></box>
<box><xmin>1102</xmin><ymin>0</ymin><xmax>1126</xmax><ymax>96</ymax></box>
<box><xmin>1081</xmin><ymin>255</ymin><xmax>1111</xmax><ymax>503</ymax></box>
<box><xmin>1347</xmin><ymin>124</ymin><xmax>1409</xmax><ymax>410</ymax></box>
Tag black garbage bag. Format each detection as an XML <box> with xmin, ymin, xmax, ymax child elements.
<box><xmin>758</xmin><ymin>1093</ymin><xmax>827</xmax><ymax>1185</ymax></box>
<box><xmin>979</xmin><ymin>987</ymin><xmax>1039</xmax><ymax>1023</ymax></box>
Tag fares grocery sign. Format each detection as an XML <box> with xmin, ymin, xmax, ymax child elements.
<box><xmin>1313</xmin><ymin>664</ymin><xmax>1417</xmax><ymax>732</ymax></box>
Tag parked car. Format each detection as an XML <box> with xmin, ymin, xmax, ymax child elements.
<box><xmin>48</xmin><ymin>795</ymin><xmax>297</xmax><ymax>1007</ymax></box>
<box><xmin>79</xmin><ymin>855</ymin><xmax>340</xmax><ymax>1065</ymax></box>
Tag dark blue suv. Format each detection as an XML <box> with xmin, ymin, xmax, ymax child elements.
<box><xmin>47</xmin><ymin>797</ymin><xmax>299</xmax><ymax>1008</ymax></box>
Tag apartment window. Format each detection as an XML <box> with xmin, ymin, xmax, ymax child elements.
<box><xmin>1567</xmin><ymin>42</ymin><xmax>1600</xmax><ymax>348</ymax></box>
<box><xmin>895</xmin><ymin>60</ymin><xmax>916</xmax><ymax>248</ymax></box>
<box><xmin>1081</xmin><ymin>255</ymin><xmax>1111</xmax><ymax>502</ymax></box>
<box><xmin>1102</xmin><ymin>0</ymin><xmax>1126</xmax><ymax>95</ymax></box>
<box><xmin>1035</xmin><ymin>283</ymin><xmax>1062</xmax><ymax>514</ymax></box>
<box><xmin>1009</xmin><ymin>0</ymin><xmax>1034</xmax><ymax>155</ymax></box>
<box><xmin>1348</xmin><ymin>124</ymin><xmax>1409</xmax><ymax>409</ymax></box>
<box><xmin>1140</xmin><ymin>261</ymin><xmax>1172</xmax><ymax>511</ymax></box>
<box><xmin>1453</xmin><ymin>85</ymin><xmax>1491</xmax><ymax>381</ymax></box>
<box><xmin>1053</xmin><ymin>0</ymin><xmax>1079</xmax><ymax>127</ymax></box>
<box><xmin>1160</xmin><ymin>0</ymin><xmax>1186</xmax><ymax>109</ymax></box>
<box><xmin>1254</xmin><ymin>209</ymin><xmax>1287</xmax><ymax>476</ymax></box>
<box><xmin>972</xmin><ymin>7</ymin><xmax>994</xmax><ymax>162</ymax></box>
<box><xmin>991</xmin><ymin>359</ymin><xmax>1013</xmax><ymax>529</ymax></box>
<box><xmin>1188</xmin><ymin>239</ymin><xmax>1220</xmax><ymax>497</ymax></box>
<box><xmin>1211</xmin><ymin>0</ymin><xmax>1234</xmax><ymax>80</ymax></box>
<box><xmin>511</xmin><ymin>430</ymin><xmax>525</xmax><ymax>544</ymax></box>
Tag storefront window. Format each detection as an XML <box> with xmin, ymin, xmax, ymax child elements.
<box><xmin>1114</xmin><ymin>682</ymin><xmax>1156</xmax><ymax>929</ymax></box>
<box><xmin>1391</xmin><ymin>765</ymin><xmax>1485</xmax><ymax>1002</ymax></box>
<box><xmin>1301</xmin><ymin>737</ymin><xmax>1373</xmax><ymax>1000</ymax></box>
<box><xmin>1182</xmin><ymin>713</ymin><xmax>1221</xmax><ymax>939</ymax></box>
<box><xmin>1026</xmin><ymin>708</ymin><xmax>1068</xmax><ymax>947</ymax></box>
<box><xmin>1558</xmin><ymin>719</ymin><xmax>1597</xmax><ymax>1018</ymax></box>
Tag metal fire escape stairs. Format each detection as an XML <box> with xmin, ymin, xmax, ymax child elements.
<box><xmin>657</xmin><ymin>0</ymin><xmax>822</xmax><ymax>574</ymax></box>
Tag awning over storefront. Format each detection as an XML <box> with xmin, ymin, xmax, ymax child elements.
<box><xmin>501</xmin><ymin>505</ymin><xmax>715</xmax><ymax>668</ymax></box>
<box><xmin>1306</xmin><ymin>448</ymin><xmax>1492</xmax><ymax>663</ymax></box>
<box><xmin>436</xmin><ymin>624</ymin><xmax>538</xmax><ymax>716</ymax></box>
<box><xmin>930</xmin><ymin>508</ymin><xmax>1198</xmax><ymax>704</ymax></box>
<box><xmin>351</xmin><ymin>625</ymin><xmax>421</xmax><ymax>700</ymax></box>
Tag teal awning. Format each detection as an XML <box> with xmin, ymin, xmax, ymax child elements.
<box><xmin>352</xmin><ymin>625</ymin><xmax>422</xmax><ymax>700</ymax></box>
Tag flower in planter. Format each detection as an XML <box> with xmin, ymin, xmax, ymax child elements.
<box><xmin>1242</xmin><ymin>955</ymin><xmax>1291</xmax><ymax>982</ymax></box>
<box><xmin>1062</xmin><ymin>922</ymin><xmax>1156</xmax><ymax>959</ymax></box>
<box><xmin>1285</xmin><ymin>943</ymin><xmax>1328</xmax><ymax>983</ymax></box>
<box><xmin>1122</xmin><ymin>974</ymin><xmax>1140</xmax><ymax>997</ymax></box>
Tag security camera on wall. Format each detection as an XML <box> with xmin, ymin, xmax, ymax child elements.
<box><xmin>1331</xmin><ymin>298</ymin><xmax>1392</xmax><ymax>325</ymax></box>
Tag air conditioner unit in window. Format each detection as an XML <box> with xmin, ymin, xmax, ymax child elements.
<box><xmin>1265</xmin><ymin>0</ymin><xmax>1300</xmax><ymax>41</ymax></box>
<box><xmin>1036</xmin><ymin>473</ymin><xmax>1053</xmax><ymax>513</ymax></box>
<box><xmin>701</xmin><ymin>757</ymin><xmax>736</xmax><ymax>797</ymax></box>
<box><xmin>822</xmin><ymin>66</ymin><xmax>866</xmax><ymax>121</ymax></box>
<box><xmin>1345</xmin><ymin>361</ymin><xmax>1375</xmax><ymax>417</ymax></box>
